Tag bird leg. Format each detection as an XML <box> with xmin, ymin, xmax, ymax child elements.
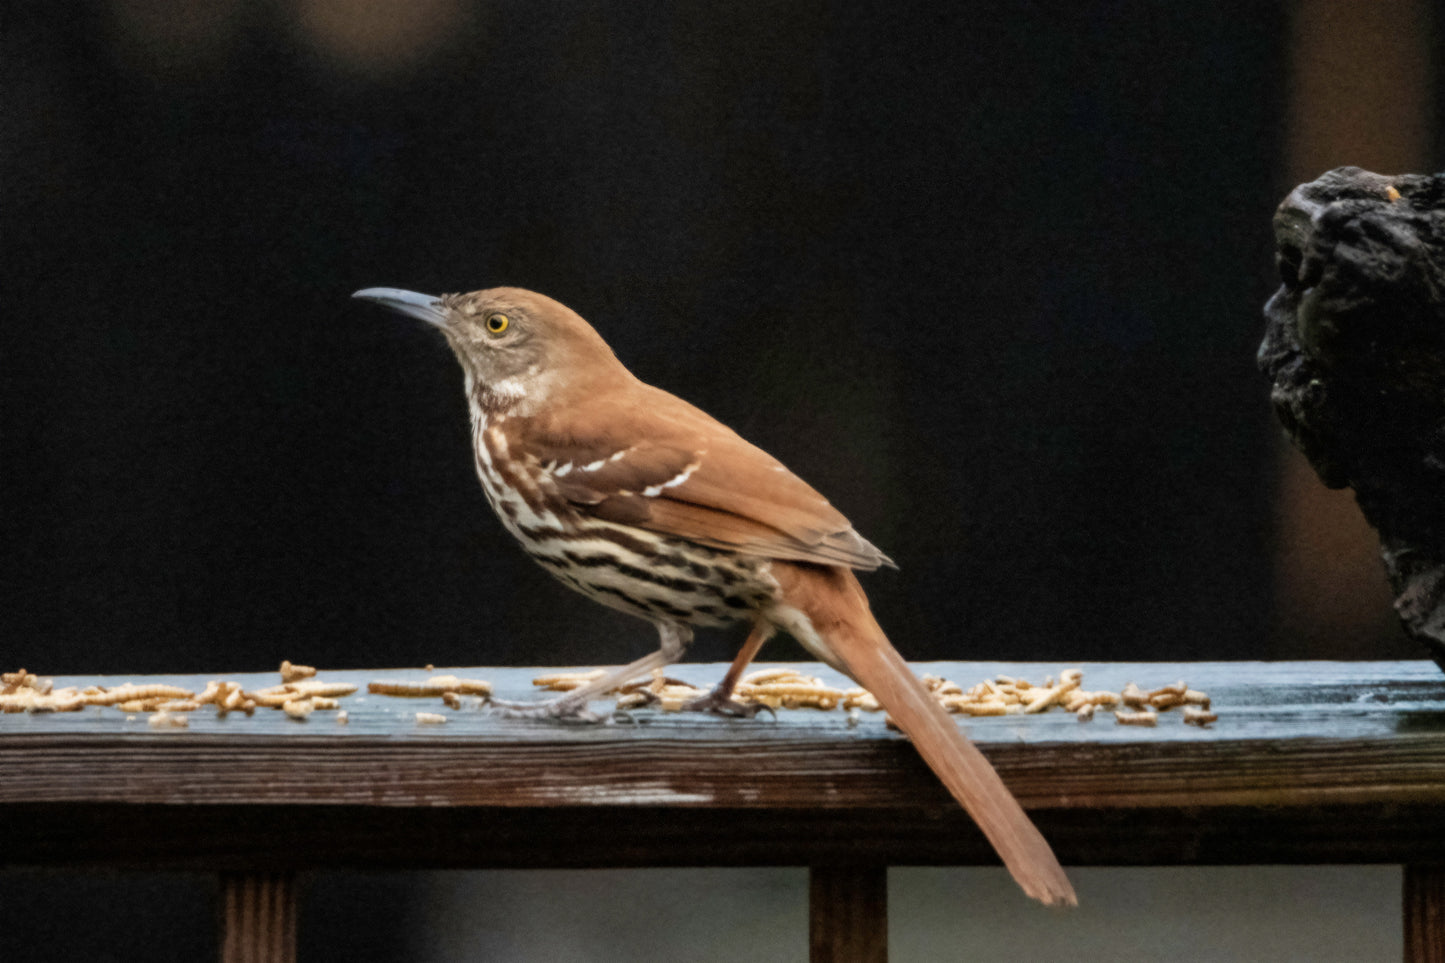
<box><xmin>681</xmin><ymin>619</ymin><xmax>776</xmax><ymax>718</ymax></box>
<box><xmin>490</xmin><ymin>622</ymin><xmax>693</xmax><ymax>722</ymax></box>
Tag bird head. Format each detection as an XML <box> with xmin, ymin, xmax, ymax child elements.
<box><xmin>353</xmin><ymin>286</ymin><xmax>625</xmax><ymax>414</ymax></box>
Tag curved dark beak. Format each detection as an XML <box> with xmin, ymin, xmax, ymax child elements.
<box><xmin>352</xmin><ymin>287</ymin><xmax>448</xmax><ymax>329</ymax></box>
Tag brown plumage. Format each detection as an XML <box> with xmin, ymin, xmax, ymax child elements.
<box><xmin>354</xmin><ymin>285</ymin><xmax>1076</xmax><ymax>907</ymax></box>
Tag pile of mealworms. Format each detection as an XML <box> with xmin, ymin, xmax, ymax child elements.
<box><xmin>1</xmin><ymin>663</ymin><xmax>1216</xmax><ymax>728</ymax></box>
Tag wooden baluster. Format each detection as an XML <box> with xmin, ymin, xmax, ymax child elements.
<box><xmin>220</xmin><ymin>871</ymin><xmax>296</xmax><ymax>963</ymax></box>
<box><xmin>810</xmin><ymin>865</ymin><xmax>887</xmax><ymax>963</ymax></box>
<box><xmin>1405</xmin><ymin>865</ymin><xmax>1445</xmax><ymax>963</ymax></box>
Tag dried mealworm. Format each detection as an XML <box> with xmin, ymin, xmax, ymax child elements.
<box><xmin>283</xmin><ymin>699</ymin><xmax>314</xmax><ymax>720</ymax></box>
<box><xmin>1023</xmin><ymin>683</ymin><xmax>1071</xmax><ymax>714</ymax></box>
<box><xmin>531</xmin><ymin>669</ymin><xmax>606</xmax><ymax>691</ymax></box>
<box><xmin>117</xmin><ymin>699</ymin><xmax>167</xmax><ymax>713</ymax></box>
<box><xmin>740</xmin><ymin>667</ymin><xmax>809</xmax><ymax>686</ymax></box>
<box><xmin>1183</xmin><ymin>706</ymin><xmax>1218</xmax><ymax>727</ymax></box>
<box><xmin>196</xmin><ymin>681</ymin><xmax>227</xmax><ymax>705</ymax></box>
<box><xmin>843</xmin><ymin>688</ymin><xmax>881</xmax><ymax>711</ymax></box>
<box><xmin>366</xmin><ymin>680</ymin><xmax>456</xmax><ymax>697</ymax></box>
<box><xmin>415</xmin><ymin>712</ymin><xmax>447</xmax><ymax>725</ymax></box>
<box><xmin>244</xmin><ymin>690</ymin><xmax>295</xmax><ymax>708</ymax></box>
<box><xmin>1120</xmin><ymin>682</ymin><xmax>1149</xmax><ymax>708</ymax></box>
<box><xmin>283</xmin><ymin>681</ymin><xmax>359</xmax><ymax>699</ymax></box>
<box><xmin>952</xmin><ymin>701</ymin><xmax>1016</xmax><ymax>717</ymax></box>
<box><xmin>280</xmin><ymin>660</ymin><xmax>317</xmax><ymax>683</ymax></box>
<box><xmin>87</xmin><ymin>684</ymin><xmax>195</xmax><ymax>706</ymax></box>
<box><xmin>147</xmin><ymin>710</ymin><xmax>189</xmax><ymax>729</ymax></box>
<box><xmin>424</xmin><ymin>675</ymin><xmax>492</xmax><ymax>697</ymax></box>
<box><xmin>1114</xmin><ymin>708</ymin><xmax>1158</xmax><ymax>726</ymax></box>
<box><xmin>614</xmin><ymin>691</ymin><xmax>653</xmax><ymax>710</ymax></box>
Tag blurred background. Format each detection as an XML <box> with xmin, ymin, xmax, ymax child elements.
<box><xmin>0</xmin><ymin>0</ymin><xmax>1436</xmax><ymax>959</ymax></box>
<box><xmin>2</xmin><ymin>0</ymin><xmax>1435</xmax><ymax>674</ymax></box>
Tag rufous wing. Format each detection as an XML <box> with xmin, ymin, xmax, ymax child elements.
<box><xmin>511</xmin><ymin>384</ymin><xmax>893</xmax><ymax>570</ymax></box>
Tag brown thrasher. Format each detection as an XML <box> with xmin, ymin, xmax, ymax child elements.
<box><xmin>353</xmin><ymin>285</ymin><xmax>1075</xmax><ymax>906</ymax></box>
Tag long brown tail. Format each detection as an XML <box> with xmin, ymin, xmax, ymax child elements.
<box><xmin>769</xmin><ymin>562</ymin><xmax>1076</xmax><ymax>907</ymax></box>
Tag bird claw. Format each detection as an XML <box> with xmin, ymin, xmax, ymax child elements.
<box><xmin>681</xmin><ymin>690</ymin><xmax>776</xmax><ymax>720</ymax></box>
<box><xmin>487</xmin><ymin>694</ymin><xmax>611</xmax><ymax>724</ymax></box>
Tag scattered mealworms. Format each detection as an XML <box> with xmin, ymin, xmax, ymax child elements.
<box><xmin>737</xmin><ymin>681</ymin><xmax>845</xmax><ymax>710</ymax></box>
<box><xmin>1146</xmin><ymin>681</ymin><xmax>1190</xmax><ymax>709</ymax></box>
<box><xmin>0</xmin><ymin>667</ymin><xmax>1215</xmax><ymax>730</ymax></box>
<box><xmin>1023</xmin><ymin>673</ymin><xmax>1081</xmax><ymax>714</ymax></box>
<box><xmin>196</xmin><ymin>681</ymin><xmax>228</xmax><ymax>705</ymax></box>
<box><xmin>735</xmin><ymin>668</ymin><xmax>845</xmax><ymax>710</ymax></box>
<box><xmin>615</xmin><ymin>671</ymin><xmax>708</xmax><ymax>711</ymax></box>
<box><xmin>1</xmin><ymin>669</ymin><xmax>38</xmax><ymax>691</ymax></box>
<box><xmin>220</xmin><ymin>686</ymin><xmax>255</xmax><ymax>715</ymax></box>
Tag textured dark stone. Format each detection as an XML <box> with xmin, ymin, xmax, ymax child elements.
<box><xmin>1259</xmin><ymin>166</ymin><xmax>1445</xmax><ymax>669</ymax></box>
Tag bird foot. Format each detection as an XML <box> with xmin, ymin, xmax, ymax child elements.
<box><xmin>680</xmin><ymin>689</ymin><xmax>775</xmax><ymax>720</ymax></box>
<box><xmin>487</xmin><ymin>694</ymin><xmax>612</xmax><ymax>724</ymax></box>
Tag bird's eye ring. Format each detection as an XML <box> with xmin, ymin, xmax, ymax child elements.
<box><xmin>485</xmin><ymin>313</ymin><xmax>510</xmax><ymax>335</ymax></box>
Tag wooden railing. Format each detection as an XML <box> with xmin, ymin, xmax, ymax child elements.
<box><xmin>3</xmin><ymin>661</ymin><xmax>1443</xmax><ymax>961</ymax></box>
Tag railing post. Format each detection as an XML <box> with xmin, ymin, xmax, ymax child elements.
<box><xmin>220</xmin><ymin>871</ymin><xmax>296</xmax><ymax>963</ymax></box>
<box><xmin>1405</xmin><ymin>864</ymin><xmax>1445</xmax><ymax>963</ymax></box>
<box><xmin>810</xmin><ymin>864</ymin><xmax>887</xmax><ymax>963</ymax></box>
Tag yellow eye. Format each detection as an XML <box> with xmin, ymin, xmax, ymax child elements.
<box><xmin>485</xmin><ymin>313</ymin><xmax>510</xmax><ymax>334</ymax></box>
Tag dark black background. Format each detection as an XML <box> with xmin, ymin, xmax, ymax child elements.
<box><xmin>3</xmin><ymin>1</ymin><xmax>1373</xmax><ymax>679</ymax></box>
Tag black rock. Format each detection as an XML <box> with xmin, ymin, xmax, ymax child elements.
<box><xmin>1259</xmin><ymin>166</ymin><xmax>1445</xmax><ymax>669</ymax></box>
